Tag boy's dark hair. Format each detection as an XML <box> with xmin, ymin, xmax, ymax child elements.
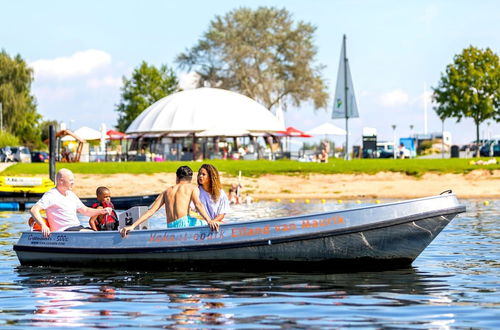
<box><xmin>96</xmin><ymin>186</ymin><xmax>110</xmax><ymax>196</ymax></box>
<box><xmin>176</xmin><ymin>166</ymin><xmax>193</xmax><ymax>181</ymax></box>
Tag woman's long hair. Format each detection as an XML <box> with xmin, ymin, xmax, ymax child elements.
<box><xmin>200</xmin><ymin>164</ymin><xmax>221</xmax><ymax>202</ymax></box>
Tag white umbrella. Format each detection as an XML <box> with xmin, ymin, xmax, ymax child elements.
<box><xmin>305</xmin><ymin>122</ymin><xmax>347</xmax><ymax>136</ymax></box>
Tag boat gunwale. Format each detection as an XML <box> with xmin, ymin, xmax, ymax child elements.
<box><xmin>13</xmin><ymin>204</ymin><xmax>465</xmax><ymax>255</ymax></box>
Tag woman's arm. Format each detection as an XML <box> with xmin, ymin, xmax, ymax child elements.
<box><xmin>192</xmin><ymin>187</ymin><xmax>219</xmax><ymax>231</ymax></box>
<box><xmin>213</xmin><ymin>214</ymin><xmax>225</xmax><ymax>222</ymax></box>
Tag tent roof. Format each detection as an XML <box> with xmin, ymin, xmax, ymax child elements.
<box><xmin>60</xmin><ymin>126</ymin><xmax>103</xmax><ymax>141</ymax></box>
<box><xmin>305</xmin><ymin>122</ymin><xmax>347</xmax><ymax>136</ymax></box>
<box><xmin>126</xmin><ymin>87</ymin><xmax>285</xmax><ymax>135</ymax></box>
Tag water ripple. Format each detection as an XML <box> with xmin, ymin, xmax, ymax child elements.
<box><xmin>0</xmin><ymin>199</ymin><xmax>498</xmax><ymax>328</ymax></box>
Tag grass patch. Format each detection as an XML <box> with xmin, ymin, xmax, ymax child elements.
<box><xmin>1</xmin><ymin>158</ymin><xmax>499</xmax><ymax>177</ymax></box>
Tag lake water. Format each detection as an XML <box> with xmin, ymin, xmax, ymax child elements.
<box><xmin>0</xmin><ymin>199</ymin><xmax>498</xmax><ymax>328</ymax></box>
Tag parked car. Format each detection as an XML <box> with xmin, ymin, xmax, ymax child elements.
<box><xmin>31</xmin><ymin>151</ymin><xmax>50</xmax><ymax>163</ymax></box>
<box><xmin>479</xmin><ymin>140</ymin><xmax>500</xmax><ymax>157</ymax></box>
<box><xmin>377</xmin><ymin>142</ymin><xmax>395</xmax><ymax>158</ymax></box>
<box><xmin>10</xmin><ymin>146</ymin><xmax>31</xmax><ymax>163</ymax></box>
<box><xmin>0</xmin><ymin>147</ymin><xmax>15</xmax><ymax>162</ymax></box>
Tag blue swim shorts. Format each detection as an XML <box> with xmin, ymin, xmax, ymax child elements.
<box><xmin>168</xmin><ymin>215</ymin><xmax>205</xmax><ymax>228</ymax></box>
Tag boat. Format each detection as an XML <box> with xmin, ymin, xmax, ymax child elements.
<box><xmin>0</xmin><ymin>176</ymin><xmax>55</xmax><ymax>210</ymax></box>
<box><xmin>0</xmin><ymin>176</ymin><xmax>54</xmax><ymax>197</ymax></box>
<box><xmin>0</xmin><ymin>192</ymin><xmax>157</xmax><ymax>211</ymax></box>
<box><xmin>80</xmin><ymin>194</ymin><xmax>158</xmax><ymax>210</ymax></box>
<box><xmin>13</xmin><ymin>192</ymin><xmax>465</xmax><ymax>271</ymax></box>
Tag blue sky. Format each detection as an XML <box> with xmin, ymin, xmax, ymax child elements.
<box><xmin>1</xmin><ymin>0</ymin><xmax>499</xmax><ymax>145</ymax></box>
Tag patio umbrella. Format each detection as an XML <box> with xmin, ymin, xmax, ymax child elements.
<box><xmin>276</xmin><ymin>126</ymin><xmax>311</xmax><ymax>152</ymax></box>
<box><xmin>277</xmin><ymin>126</ymin><xmax>312</xmax><ymax>138</ymax></box>
<box><xmin>107</xmin><ymin>129</ymin><xmax>127</xmax><ymax>140</ymax></box>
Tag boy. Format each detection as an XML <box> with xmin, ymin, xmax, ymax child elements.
<box><xmin>120</xmin><ymin>166</ymin><xmax>218</xmax><ymax>237</ymax></box>
<box><xmin>89</xmin><ymin>186</ymin><xmax>119</xmax><ymax>231</ymax></box>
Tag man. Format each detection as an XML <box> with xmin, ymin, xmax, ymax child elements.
<box><xmin>120</xmin><ymin>166</ymin><xmax>219</xmax><ymax>237</ymax></box>
<box><xmin>30</xmin><ymin>168</ymin><xmax>112</xmax><ymax>238</ymax></box>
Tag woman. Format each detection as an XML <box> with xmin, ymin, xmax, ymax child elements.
<box><xmin>197</xmin><ymin>164</ymin><xmax>230</xmax><ymax>222</ymax></box>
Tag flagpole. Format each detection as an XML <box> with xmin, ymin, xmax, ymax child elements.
<box><xmin>343</xmin><ymin>34</ymin><xmax>349</xmax><ymax>160</ymax></box>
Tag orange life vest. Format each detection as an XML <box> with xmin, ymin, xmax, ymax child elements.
<box><xmin>28</xmin><ymin>217</ymin><xmax>50</xmax><ymax>231</ymax></box>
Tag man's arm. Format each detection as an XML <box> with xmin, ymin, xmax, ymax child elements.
<box><xmin>78</xmin><ymin>205</ymin><xmax>112</xmax><ymax>217</ymax></box>
<box><xmin>192</xmin><ymin>187</ymin><xmax>219</xmax><ymax>232</ymax></box>
<box><xmin>30</xmin><ymin>204</ymin><xmax>51</xmax><ymax>238</ymax></box>
<box><xmin>120</xmin><ymin>192</ymin><xmax>165</xmax><ymax>237</ymax></box>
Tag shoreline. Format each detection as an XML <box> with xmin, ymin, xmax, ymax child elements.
<box><xmin>72</xmin><ymin>170</ymin><xmax>500</xmax><ymax>200</ymax></box>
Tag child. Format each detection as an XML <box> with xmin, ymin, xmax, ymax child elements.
<box><xmin>89</xmin><ymin>186</ymin><xmax>119</xmax><ymax>231</ymax></box>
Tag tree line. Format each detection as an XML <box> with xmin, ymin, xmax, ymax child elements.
<box><xmin>1</xmin><ymin>7</ymin><xmax>499</xmax><ymax>150</ymax></box>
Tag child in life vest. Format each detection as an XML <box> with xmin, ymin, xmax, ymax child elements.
<box><xmin>89</xmin><ymin>186</ymin><xmax>118</xmax><ymax>231</ymax></box>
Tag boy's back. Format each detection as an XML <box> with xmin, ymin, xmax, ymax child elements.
<box><xmin>164</xmin><ymin>183</ymin><xmax>196</xmax><ymax>223</ymax></box>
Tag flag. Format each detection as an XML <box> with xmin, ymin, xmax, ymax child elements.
<box><xmin>332</xmin><ymin>38</ymin><xmax>359</xmax><ymax>119</ymax></box>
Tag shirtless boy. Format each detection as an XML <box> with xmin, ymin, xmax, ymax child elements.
<box><xmin>120</xmin><ymin>166</ymin><xmax>219</xmax><ymax>237</ymax></box>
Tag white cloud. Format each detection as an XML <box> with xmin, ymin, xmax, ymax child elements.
<box><xmin>379</xmin><ymin>89</ymin><xmax>410</xmax><ymax>107</ymax></box>
<box><xmin>31</xmin><ymin>49</ymin><xmax>112</xmax><ymax>79</ymax></box>
<box><xmin>415</xmin><ymin>90</ymin><xmax>434</xmax><ymax>108</ymax></box>
<box><xmin>33</xmin><ymin>86</ymin><xmax>75</xmax><ymax>102</ymax></box>
<box><xmin>87</xmin><ymin>75</ymin><xmax>122</xmax><ymax>89</ymax></box>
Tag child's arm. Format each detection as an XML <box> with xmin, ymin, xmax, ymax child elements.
<box><xmin>88</xmin><ymin>206</ymin><xmax>103</xmax><ymax>231</ymax></box>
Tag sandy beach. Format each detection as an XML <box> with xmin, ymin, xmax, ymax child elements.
<box><xmin>72</xmin><ymin>170</ymin><xmax>500</xmax><ymax>200</ymax></box>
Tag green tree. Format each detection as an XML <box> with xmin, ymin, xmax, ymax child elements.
<box><xmin>433</xmin><ymin>46</ymin><xmax>500</xmax><ymax>151</ymax></box>
<box><xmin>40</xmin><ymin>119</ymin><xmax>59</xmax><ymax>144</ymax></box>
<box><xmin>0</xmin><ymin>130</ymin><xmax>20</xmax><ymax>148</ymax></box>
<box><xmin>176</xmin><ymin>7</ymin><xmax>328</xmax><ymax>110</ymax></box>
<box><xmin>116</xmin><ymin>61</ymin><xmax>178</xmax><ymax>132</ymax></box>
<box><xmin>0</xmin><ymin>50</ymin><xmax>42</xmax><ymax>146</ymax></box>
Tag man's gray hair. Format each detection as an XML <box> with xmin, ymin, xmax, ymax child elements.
<box><xmin>56</xmin><ymin>168</ymin><xmax>73</xmax><ymax>182</ymax></box>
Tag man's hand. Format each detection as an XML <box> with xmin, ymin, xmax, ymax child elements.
<box><xmin>120</xmin><ymin>225</ymin><xmax>133</xmax><ymax>238</ymax></box>
<box><xmin>41</xmin><ymin>223</ymin><xmax>51</xmax><ymax>238</ymax></box>
<box><xmin>206</xmin><ymin>219</ymin><xmax>220</xmax><ymax>232</ymax></box>
<box><xmin>101</xmin><ymin>207</ymin><xmax>113</xmax><ymax>215</ymax></box>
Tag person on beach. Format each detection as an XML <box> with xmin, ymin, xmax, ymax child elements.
<box><xmin>120</xmin><ymin>166</ymin><xmax>219</xmax><ymax>237</ymax></box>
<box><xmin>30</xmin><ymin>168</ymin><xmax>113</xmax><ymax>238</ymax></box>
<box><xmin>88</xmin><ymin>186</ymin><xmax>119</xmax><ymax>231</ymax></box>
<box><xmin>228</xmin><ymin>183</ymin><xmax>241</xmax><ymax>204</ymax></box>
<box><xmin>197</xmin><ymin>164</ymin><xmax>230</xmax><ymax>222</ymax></box>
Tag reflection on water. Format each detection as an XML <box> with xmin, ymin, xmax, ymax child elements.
<box><xmin>14</xmin><ymin>267</ymin><xmax>453</xmax><ymax>328</ymax></box>
<box><xmin>0</xmin><ymin>199</ymin><xmax>499</xmax><ymax>328</ymax></box>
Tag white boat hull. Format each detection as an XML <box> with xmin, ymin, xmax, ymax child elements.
<box><xmin>14</xmin><ymin>194</ymin><xmax>465</xmax><ymax>271</ymax></box>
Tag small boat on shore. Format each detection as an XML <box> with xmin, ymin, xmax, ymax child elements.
<box><xmin>13</xmin><ymin>193</ymin><xmax>465</xmax><ymax>271</ymax></box>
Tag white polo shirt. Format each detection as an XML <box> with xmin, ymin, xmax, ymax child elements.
<box><xmin>36</xmin><ymin>188</ymin><xmax>85</xmax><ymax>232</ymax></box>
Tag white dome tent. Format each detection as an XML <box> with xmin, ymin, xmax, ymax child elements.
<box><xmin>126</xmin><ymin>88</ymin><xmax>285</xmax><ymax>160</ymax></box>
<box><xmin>127</xmin><ymin>87</ymin><xmax>284</xmax><ymax>135</ymax></box>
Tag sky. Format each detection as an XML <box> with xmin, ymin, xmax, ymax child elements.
<box><xmin>1</xmin><ymin>0</ymin><xmax>499</xmax><ymax>146</ymax></box>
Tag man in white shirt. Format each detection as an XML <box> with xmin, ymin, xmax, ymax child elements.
<box><xmin>30</xmin><ymin>168</ymin><xmax>112</xmax><ymax>237</ymax></box>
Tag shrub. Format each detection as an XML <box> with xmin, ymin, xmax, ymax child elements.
<box><xmin>0</xmin><ymin>131</ymin><xmax>20</xmax><ymax>147</ymax></box>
